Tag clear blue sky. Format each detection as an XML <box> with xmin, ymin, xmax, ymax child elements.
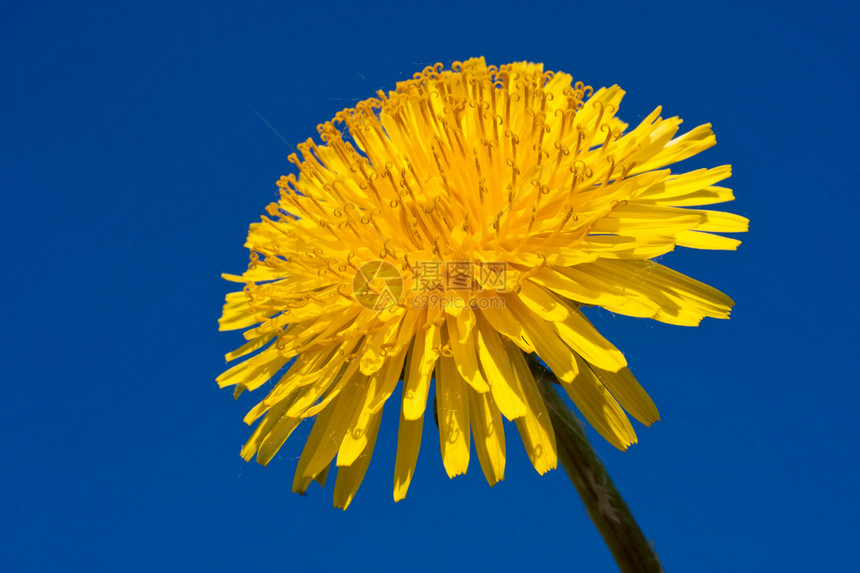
<box><xmin>2</xmin><ymin>1</ymin><xmax>858</xmax><ymax>571</ymax></box>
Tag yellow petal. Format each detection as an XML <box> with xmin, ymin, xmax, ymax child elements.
<box><xmin>337</xmin><ymin>374</ymin><xmax>382</xmax><ymax>467</ymax></box>
<box><xmin>585</xmin><ymin>258</ymin><xmax>735</xmax><ymax>324</ymax></box>
<box><xmin>676</xmin><ymin>230</ymin><xmax>742</xmax><ymax>250</ymax></box>
<box><xmin>436</xmin><ymin>355</ymin><xmax>470</xmax><ymax>478</ymax></box>
<box><xmin>219</xmin><ymin>291</ymin><xmax>270</xmax><ymax>331</ymax></box>
<box><xmin>445</xmin><ymin>313</ymin><xmax>489</xmax><ymax>392</ymax></box>
<box><xmin>216</xmin><ymin>345</ymin><xmax>287</xmax><ymax>389</ymax></box>
<box><xmin>247</xmin><ymin>344</ymin><xmax>345</xmax><ymax>422</ymax></box>
<box><xmin>531</xmin><ymin>266</ymin><xmax>660</xmax><ymax>319</ymax></box>
<box><xmin>507</xmin><ymin>347</ymin><xmax>557</xmax><ymax>474</ymax></box>
<box><xmin>299</xmin><ymin>376</ymin><xmax>365</xmax><ymax>480</ymax></box>
<box><xmin>368</xmin><ymin>349</ymin><xmax>408</xmax><ymax>411</ymax></box>
<box><xmin>240</xmin><ymin>394</ymin><xmax>295</xmax><ymax>462</ymax></box>
<box><xmin>517</xmin><ymin>280</ymin><xmax>570</xmax><ymax>322</ymax></box>
<box><xmin>588</xmin><ymin>364</ymin><xmax>660</xmax><ymax>426</ymax></box>
<box><xmin>393</xmin><ymin>403</ymin><xmax>424</xmax><ymax>502</ymax></box>
<box><xmin>691</xmin><ymin>209</ymin><xmax>749</xmax><ymax>233</ymax></box>
<box><xmin>313</xmin><ymin>463</ymin><xmax>330</xmax><ymax>487</ymax></box>
<box><xmin>560</xmin><ymin>354</ymin><xmax>637</xmax><ymax>450</ymax></box>
<box><xmin>455</xmin><ymin>306</ymin><xmax>476</xmax><ymax>344</ymax></box>
<box><xmin>505</xmin><ymin>297</ymin><xmax>578</xmax><ymax>382</ymax></box>
<box><xmin>292</xmin><ymin>401</ymin><xmax>339</xmax><ymax>494</ymax></box>
<box><xmin>333</xmin><ymin>407</ymin><xmax>383</xmax><ymax>510</ymax></box>
<box><xmin>221</xmin><ymin>266</ymin><xmax>286</xmax><ymax>283</ymax></box>
<box><xmin>577</xmin><ymin>234</ymin><xmax>677</xmax><ymax>260</ymax></box>
<box><xmin>636</xmin><ymin>166</ymin><xmax>733</xmax><ymax>206</ymax></box>
<box><xmin>480</xmin><ymin>299</ymin><xmax>535</xmax><ymax>353</ymax></box>
<box><xmin>632</xmin><ymin>123</ymin><xmax>716</xmax><ymax>173</ymax></box>
<box><xmin>282</xmin><ymin>363</ymin><xmax>348</xmax><ymax>419</ymax></box>
<box><xmin>402</xmin><ymin>321</ymin><xmax>440</xmax><ymax>420</ymax></box>
<box><xmin>360</xmin><ymin>314</ymin><xmax>408</xmax><ymax>375</ymax></box>
<box><xmin>468</xmin><ymin>386</ymin><xmax>506</xmax><ymax>486</ymax></box>
<box><xmin>590</xmin><ymin>204</ymin><xmax>703</xmax><ymax>235</ymax></box>
<box><xmin>224</xmin><ymin>333</ymin><xmax>276</xmax><ymax>362</ymax></box>
<box><xmin>474</xmin><ymin>315</ymin><xmax>527</xmax><ymax>420</ymax></box>
<box><xmin>256</xmin><ymin>414</ymin><xmax>302</xmax><ymax>466</ymax></box>
<box><xmin>554</xmin><ymin>308</ymin><xmax>628</xmax><ymax>372</ymax></box>
<box><xmin>558</xmin><ymin>261</ymin><xmax>708</xmax><ymax>325</ymax></box>
<box><xmin>295</xmin><ymin>342</ymin><xmax>365</xmax><ymax>418</ymax></box>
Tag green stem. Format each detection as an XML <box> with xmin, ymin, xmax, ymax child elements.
<box><xmin>531</xmin><ymin>361</ymin><xmax>663</xmax><ymax>573</ymax></box>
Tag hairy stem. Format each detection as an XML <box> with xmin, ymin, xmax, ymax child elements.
<box><xmin>531</xmin><ymin>360</ymin><xmax>663</xmax><ymax>573</ymax></box>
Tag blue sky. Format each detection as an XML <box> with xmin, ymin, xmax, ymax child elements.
<box><xmin>2</xmin><ymin>1</ymin><xmax>858</xmax><ymax>571</ymax></box>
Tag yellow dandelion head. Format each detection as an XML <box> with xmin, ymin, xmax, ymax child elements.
<box><xmin>218</xmin><ymin>58</ymin><xmax>747</xmax><ymax>509</ymax></box>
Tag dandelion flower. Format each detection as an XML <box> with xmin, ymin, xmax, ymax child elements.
<box><xmin>218</xmin><ymin>57</ymin><xmax>747</xmax><ymax>509</ymax></box>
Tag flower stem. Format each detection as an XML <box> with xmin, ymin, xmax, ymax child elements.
<box><xmin>531</xmin><ymin>361</ymin><xmax>663</xmax><ymax>573</ymax></box>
